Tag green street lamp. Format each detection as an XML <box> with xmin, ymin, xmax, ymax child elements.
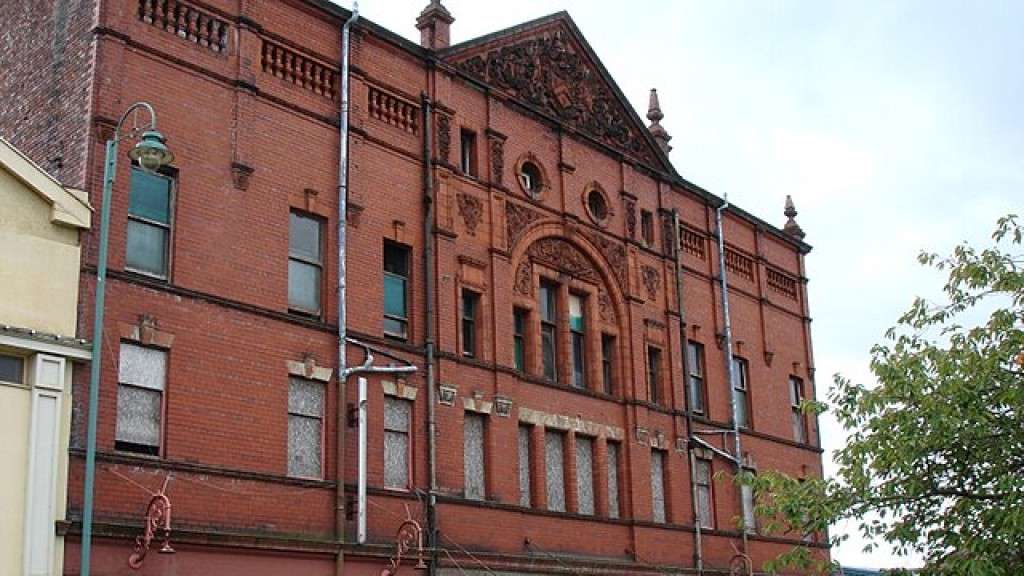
<box><xmin>81</xmin><ymin>102</ymin><xmax>173</xmax><ymax>576</ymax></box>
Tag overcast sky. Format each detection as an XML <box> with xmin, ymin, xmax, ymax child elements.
<box><xmin>345</xmin><ymin>0</ymin><xmax>1022</xmax><ymax>569</ymax></box>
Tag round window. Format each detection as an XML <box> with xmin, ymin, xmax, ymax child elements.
<box><xmin>587</xmin><ymin>189</ymin><xmax>609</xmax><ymax>223</ymax></box>
<box><xmin>519</xmin><ymin>161</ymin><xmax>543</xmax><ymax>198</ymax></box>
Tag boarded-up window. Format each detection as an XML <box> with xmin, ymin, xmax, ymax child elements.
<box><xmin>651</xmin><ymin>450</ymin><xmax>666</xmax><ymax>523</ymax></box>
<box><xmin>545</xmin><ymin>430</ymin><xmax>566</xmax><ymax>512</ymax></box>
<box><xmin>384</xmin><ymin>397</ymin><xmax>411</xmax><ymax>489</ymax></box>
<box><xmin>116</xmin><ymin>344</ymin><xmax>166</xmax><ymax>455</ymax></box>
<box><xmin>288</xmin><ymin>377</ymin><xmax>324</xmax><ymax>478</ymax></box>
<box><xmin>607</xmin><ymin>442</ymin><xmax>621</xmax><ymax>519</ymax></box>
<box><xmin>695</xmin><ymin>457</ymin><xmax>713</xmax><ymax>528</ymax></box>
<box><xmin>742</xmin><ymin>479</ymin><xmax>757</xmax><ymax>533</ymax></box>
<box><xmin>464</xmin><ymin>412</ymin><xmax>486</xmax><ymax>500</ymax></box>
<box><xmin>576</xmin><ymin>436</ymin><xmax>595</xmax><ymax>515</ymax></box>
<box><xmin>518</xmin><ymin>425</ymin><xmax>532</xmax><ymax>507</ymax></box>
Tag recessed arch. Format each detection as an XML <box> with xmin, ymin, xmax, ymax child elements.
<box><xmin>510</xmin><ymin>222</ymin><xmax>629</xmax><ymax>334</ymax></box>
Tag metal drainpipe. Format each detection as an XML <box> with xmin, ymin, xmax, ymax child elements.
<box><xmin>715</xmin><ymin>197</ymin><xmax>749</xmax><ymax>555</ymax></box>
<box><xmin>420</xmin><ymin>91</ymin><xmax>439</xmax><ymax>576</ymax></box>
<box><xmin>673</xmin><ymin>209</ymin><xmax>703</xmax><ymax>574</ymax></box>
<box><xmin>335</xmin><ymin>6</ymin><xmax>358</xmax><ymax>576</ymax></box>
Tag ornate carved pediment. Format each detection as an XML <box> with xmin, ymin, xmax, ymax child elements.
<box><xmin>527</xmin><ymin>237</ymin><xmax>601</xmax><ymax>284</ymax></box>
<box><xmin>448</xmin><ymin>22</ymin><xmax>661</xmax><ymax>167</ymax></box>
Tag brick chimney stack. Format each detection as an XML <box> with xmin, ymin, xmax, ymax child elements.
<box><xmin>416</xmin><ymin>0</ymin><xmax>455</xmax><ymax>50</ymax></box>
<box><xmin>646</xmin><ymin>88</ymin><xmax>672</xmax><ymax>155</ymax></box>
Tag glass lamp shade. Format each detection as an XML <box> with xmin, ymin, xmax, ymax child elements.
<box><xmin>128</xmin><ymin>131</ymin><xmax>174</xmax><ymax>172</ymax></box>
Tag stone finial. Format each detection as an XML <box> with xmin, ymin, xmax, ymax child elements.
<box><xmin>415</xmin><ymin>0</ymin><xmax>454</xmax><ymax>50</ymax></box>
<box><xmin>646</xmin><ymin>88</ymin><xmax>672</xmax><ymax>154</ymax></box>
<box><xmin>783</xmin><ymin>195</ymin><xmax>806</xmax><ymax>239</ymax></box>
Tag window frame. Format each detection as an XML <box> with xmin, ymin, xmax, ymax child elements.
<box><xmin>125</xmin><ymin>165</ymin><xmax>175</xmax><ymax>280</ymax></box>
<box><xmin>650</xmin><ymin>449</ymin><xmax>667</xmax><ymax>523</ymax></box>
<box><xmin>640</xmin><ymin>209</ymin><xmax>655</xmax><ymax>248</ymax></box>
<box><xmin>461</xmin><ymin>289</ymin><xmax>480</xmax><ymax>358</ymax></box>
<box><xmin>544</xmin><ymin>429</ymin><xmax>567</xmax><ymax>512</ymax></box>
<box><xmin>686</xmin><ymin>341</ymin><xmax>707</xmax><ymax>415</ymax></box>
<box><xmin>288</xmin><ymin>210</ymin><xmax>325</xmax><ymax>317</ymax></box>
<box><xmin>383</xmin><ymin>396</ymin><xmax>412</xmax><ymax>490</ymax></box>
<box><xmin>790</xmin><ymin>375</ymin><xmax>807</xmax><ymax>443</ymax></box>
<box><xmin>513</xmin><ymin>307</ymin><xmax>528</xmax><ymax>372</ymax></box>
<box><xmin>575</xmin><ymin>435</ymin><xmax>596</xmax><ymax>516</ymax></box>
<box><xmin>463</xmin><ymin>411</ymin><xmax>487</xmax><ymax>500</ymax></box>
<box><xmin>0</xmin><ymin>353</ymin><xmax>25</xmax><ymax>385</ymax></box>
<box><xmin>460</xmin><ymin>128</ymin><xmax>477</xmax><ymax>176</ymax></box>
<box><xmin>731</xmin><ymin>356</ymin><xmax>752</xmax><ymax>428</ymax></box>
<box><xmin>114</xmin><ymin>342</ymin><xmax>167</xmax><ymax>457</ymax></box>
<box><xmin>518</xmin><ymin>160</ymin><xmax>543</xmax><ymax>199</ymax></box>
<box><xmin>741</xmin><ymin>471</ymin><xmax>758</xmax><ymax>534</ymax></box>
<box><xmin>600</xmin><ymin>333</ymin><xmax>615</xmax><ymax>395</ymax></box>
<box><xmin>383</xmin><ymin>241</ymin><xmax>411</xmax><ymax>341</ymax></box>
<box><xmin>568</xmin><ymin>292</ymin><xmax>586</xmax><ymax>389</ymax></box>
<box><xmin>694</xmin><ymin>456</ymin><xmax>715</xmax><ymax>529</ymax></box>
<box><xmin>647</xmin><ymin>345</ymin><xmax>663</xmax><ymax>406</ymax></box>
<box><xmin>539</xmin><ymin>280</ymin><xmax>559</xmax><ymax>382</ymax></box>
<box><xmin>606</xmin><ymin>441</ymin><xmax>621</xmax><ymax>519</ymax></box>
<box><xmin>518</xmin><ymin>424</ymin><xmax>533</xmax><ymax>507</ymax></box>
<box><xmin>287</xmin><ymin>376</ymin><xmax>326</xmax><ymax>479</ymax></box>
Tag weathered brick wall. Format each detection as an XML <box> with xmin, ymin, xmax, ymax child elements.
<box><xmin>47</xmin><ymin>0</ymin><xmax>827</xmax><ymax>573</ymax></box>
<box><xmin>0</xmin><ymin>0</ymin><xmax>97</xmax><ymax>187</ymax></box>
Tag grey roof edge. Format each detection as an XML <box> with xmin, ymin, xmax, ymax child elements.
<box><xmin>0</xmin><ymin>324</ymin><xmax>92</xmax><ymax>359</ymax></box>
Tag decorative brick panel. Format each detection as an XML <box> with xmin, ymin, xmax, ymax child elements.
<box><xmin>367</xmin><ymin>86</ymin><xmax>419</xmax><ymax>134</ymax></box>
<box><xmin>767</xmin><ymin>266</ymin><xmax>799</xmax><ymax>300</ymax></box>
<box><xmin>680</xmin><ymin>227</ymin><xmax>706</xmax><ymax>260</ymax></box>
<box><xmin>138</xmin><ymin>0</ymin><xmax>230</xmax><ymax>54</ymax></box>
<box><xmin>261</xmin><ymin>40</ymin><xmax>338</xmax><ymax>99</ymax></box>
<box><xmin>725</xmin><ymin>248</ymin><xmax>755</xmax><ymax>282</ymax></box>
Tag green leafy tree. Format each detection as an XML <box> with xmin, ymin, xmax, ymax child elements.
<box><xmin>746</xmin><ymin>215</ymin><xmax>1023</xmax><ymax>575</ymax></box>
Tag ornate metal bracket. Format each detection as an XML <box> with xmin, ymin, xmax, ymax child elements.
<box><xmin>379</xmin><ymin>506</ymin><xmax>427</xmax><ymax>576</ymax></box>
<box><xmin>729</xmin><ymin>552</ymin><xmax>752</xmax><ymax>576</ymax></box>
<box><xmin>128</xmin><ymin>475</ymin><xmax>174</xmax><ymax>569</ymax></box>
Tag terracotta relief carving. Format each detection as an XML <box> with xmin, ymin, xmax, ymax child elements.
<box><xmin>598</xmin><ymin>289</ymin><xmax>613</xmax><ymax>323</ymax></box>
<box><xmin>513</xmin><ymin>259</ymin><xmax>532</xmax><ymax>295</ymax></box>
<box><xmin>584</xmin><ymin>231</ymin><xmax>627</xmax><ymax>291</ymax></box>
<box><xmin>624</xmin><ymin>197</ymin><xmax>637</xmax><ymax>240</ymax></box>
<box><xmin>528</xmin><ymin>238</ymin><xmax>601</xmax><ymax>284</ymax></box>
<box><xmin>490</xmin><ymin>138</ymin><xmax>505</xmax><ymax>185</ymax></box>
<box><xmin>453</xmin><ymin>28</ymin><xmax>658</xmax><ymax>166</ymax></box>
<box><xmin>641</xmin><ymin>264</ymin><xmax>660</xmax><ymax>300</ymax></box>
<box><xmin>457</xmin><ymin>193</ymin><xmax>483</xmax><ymax>236</ymax></box>
<box><xmin>505</xmin><ymin>201</ymin><xmax>542</xmax><ymax>251</ymax></box>
<box><xmin>660</xmin><ymin>212</ymin><xmax>674</xmax><ymax>256</ymax></box>
<box><xmin>436</xmin><ymin>114</ymin><xmax>451</xmax><ymax>163</ymax></box>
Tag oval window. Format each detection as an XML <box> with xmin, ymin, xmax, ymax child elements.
<box><xmin>519</xmin><ymin>161</ymin><xmax>543</xmax><ymax>198</ymax></box>
<box><xmin>587</xmin><ymin>189</ymin><xmax>609</xmax><ymax>223</ymax></box>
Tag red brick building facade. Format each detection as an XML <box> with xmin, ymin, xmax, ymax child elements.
<box><xmin>1</xmin><ymin>0</ymin><xmax>826</xmax><ymax>574</ymax></box>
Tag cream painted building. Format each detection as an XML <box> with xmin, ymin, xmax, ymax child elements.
<box><xmin>0</xmin><ymin>137</ymin><xmax>91</xmax><ymax>576</ymax></box>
